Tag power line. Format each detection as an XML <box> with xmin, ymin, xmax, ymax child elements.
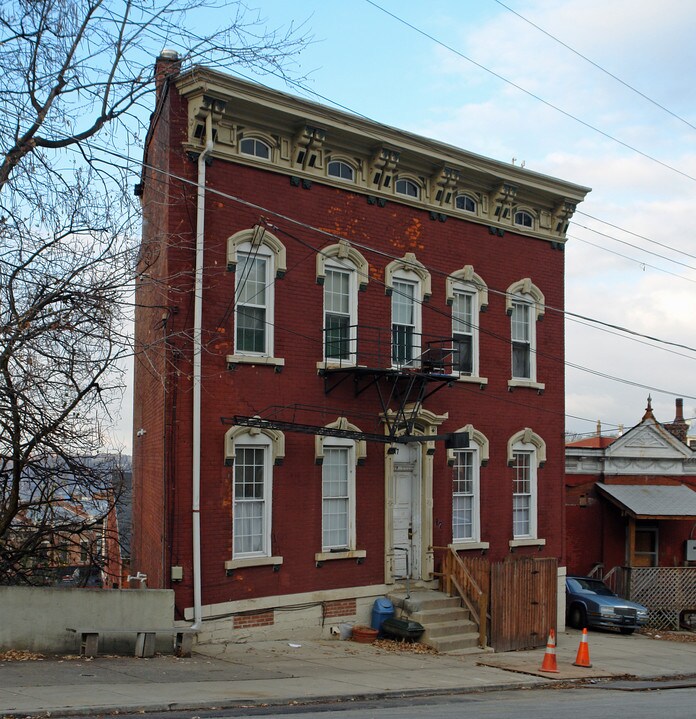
<box><xmin>492</xmin><ymin>0</ymin><xmax>696</xmax><ymax>133</ymax></box>
<box><xmin>363</xmin><ymin>0</ymin><xmax>696</xmax><ymax>184</ymax></box>
<box><xmin>568</xmin><ymin>235</ymin><xmax>696</xmax><ymax>286</ymax></box>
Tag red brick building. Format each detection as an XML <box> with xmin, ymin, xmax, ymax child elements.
<box><xmin>132</xmin><ymin>55</ymin><xmax>589</xmax><ymax>639</ymax></box>
<box><xmin>566</xmin><ymin>398</ymin><xmax>696</xmax><ymax>576</ymax></box>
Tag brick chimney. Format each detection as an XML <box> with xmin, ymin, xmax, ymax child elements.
<box><xmin>155</xmin><ymin>49</ymin><xmax>181</xmax><ymax>101</ymax></box>
<box><xmin>665</xmin><ymin>398</ymin><xmax>688</xmax><ymax>444</ymax></box>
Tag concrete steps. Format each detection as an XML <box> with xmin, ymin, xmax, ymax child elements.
<box><xmin>387</xmin><ymin>588</ymin><xmax>483</xmax><ymax>653</ymax></box>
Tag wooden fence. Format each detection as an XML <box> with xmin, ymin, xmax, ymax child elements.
<box><xmin>438</xmin><ymin>549</ymin><xmax>557</xmax><ymax>652</ymax></box>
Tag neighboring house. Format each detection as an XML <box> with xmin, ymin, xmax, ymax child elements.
<box><xmin>131</xmin><ymin>54</ymin><xmax>589</xmax><ymax>638</ymax></box>
<box><xmin>566</xmin><ymin>398</ymin><xmax>696</xmax><ymax>574</ymax></box>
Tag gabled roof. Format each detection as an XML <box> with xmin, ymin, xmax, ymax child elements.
<box><xmin>597</xmin><ymin>483</ymin><xmax>696</xmax><ymax>519</ymax></box>
<box><xmin>605</xmin><ymin>418</ymin><xmax>693</xmax><ymax>460</ymax></box>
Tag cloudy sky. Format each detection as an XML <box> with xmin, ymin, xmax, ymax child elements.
<box><xmin>118</xmin><ymin>0</ymin><xmax>696</xmax><ymax>449</ymax></box>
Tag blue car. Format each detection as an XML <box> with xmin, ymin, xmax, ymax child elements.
<box><xmin>566</xmin><ymin>576</ymin><xmax>649</xmax><ymax>634</ymax></box>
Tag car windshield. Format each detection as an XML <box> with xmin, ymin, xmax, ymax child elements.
<box><xmin>567</xmin><ymin>578</ymin><xmax>615</xmax><ymax>596</ymax></box>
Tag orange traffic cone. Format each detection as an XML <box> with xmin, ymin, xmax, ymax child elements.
<box><xmin>539</xmin><ymin>628</ymin><xmax>560</xmax><ymax>673</ymax></box>
<box><xmin>573</xmin><ymin>628</ymin><xmax>592</xmax><ymax>667</ymax></box>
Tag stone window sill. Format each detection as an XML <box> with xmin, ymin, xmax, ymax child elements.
<box><xmin>226</xmin><ymin>354</ymin><xmax>285</xmax><ymax>368</ymax></box>
<box><xmin>314</xmin><ymin>549</ymin><xmax>366</xmax><ymax>562</ymax></box>
<box><xmin>450</xmin><ymin>541</ymin><xmax>490</xmax><ymax>551</ymax></box>
<box><xmin>507</xmin><ymin>379</ymin><xmax>545</xmax><ymax>391</ymax></box>
<box><xmin>225</xmin><ymin>556</ymin><xmax>283</xmax><ymax>570</ymax></box>
<box><xmin>508</xmin><ymin>538</ymin><xmax>546</xmax><ymax>548</ymax></box>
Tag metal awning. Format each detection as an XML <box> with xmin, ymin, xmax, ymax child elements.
<box><xmin>596</xmin><ymin>483</ymin><xmax>696</xmax><ymax>520</ymax></box>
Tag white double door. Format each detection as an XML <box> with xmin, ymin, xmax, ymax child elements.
<box><xmin>391</xmin><ymin>443</ymin><xmax>422</xmax><ymax>580</ymax></box>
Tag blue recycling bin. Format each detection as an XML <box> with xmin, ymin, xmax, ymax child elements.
<box><xmin>371</xmin><ymin>597</ymin><xmax>395</xmax><ymax>634</ymax></box>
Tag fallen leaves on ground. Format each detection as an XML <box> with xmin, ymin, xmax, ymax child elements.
<box><xmin>373</xmin><ymin>639</ymin><xmax>439</xmax><ymax>654</ymax></box>
<box><xmin>639</xmin><ymin>629</ymin><xmax>696</xmax><ymax>643</ymax></box>
<box><xmin>0</xmin><ymin>650</ymin><xmax>45</xmax><ymax>661</ymax></box>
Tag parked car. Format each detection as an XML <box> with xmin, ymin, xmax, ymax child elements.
<box><xmin>54</xmin><ymin>565</ymin><xmax>104</xmax><ymax>588</ymax></box>
<box><xmin>566</xmin><ymin>576</ymin><xmax>649</xmax><ymax>634</ymax></box>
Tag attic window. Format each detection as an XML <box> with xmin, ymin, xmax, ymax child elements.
<box><xmin>328</xmin><ymin>161</ymin><xmax>354</xmax><ymax>181</ymax></box>
<box><xmin>456</xmin><ymin>194</ymin><xmax>477</xmax><ymax>213</ymax></box>
<box><xmin>240</xmin><ymin>138</ymin><xmax>271</xmax><ymax>160</ymax></box>
<box><xmin>395</xmin><ymin>179</ymin><xmax>419</xmax><ymax>198</ymax></box>
<box><xmin>514</xmin><ymin>210</ymin><xmax>533</xmax><ymax>228</ymax></box>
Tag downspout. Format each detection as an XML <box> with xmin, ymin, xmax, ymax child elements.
<box><xmin>192</xmin><ymin>113</ymin><xmax>214</xmax><ymax>629</ymax></box>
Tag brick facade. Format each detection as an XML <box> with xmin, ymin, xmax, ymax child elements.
<box><xmin>132</xmin><ymin>62</ymin><xmax>589</xmax><ymax>625</ymax></box>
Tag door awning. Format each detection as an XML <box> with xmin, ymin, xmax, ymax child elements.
<box><xmin>596</xmin><ymin>483</ymin><xmax>696</xmax><ymax>520</ymax></box>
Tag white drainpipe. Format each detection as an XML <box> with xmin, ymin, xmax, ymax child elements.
<box><xmin>192</xmin><ymin>113</ymin><xmax>214</xmax><ymax>629</ymax></box>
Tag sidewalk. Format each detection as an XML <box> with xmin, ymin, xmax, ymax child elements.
<box><xmin>0</xmin><ymin>629</ymin><xmax>694</xmax><ymax>717</ymax></box>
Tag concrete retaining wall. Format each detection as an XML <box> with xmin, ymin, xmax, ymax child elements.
<box><xmin>0</xmin><ymin>587</ymin><xmax>176</xmax><ymax>654</ymax></box>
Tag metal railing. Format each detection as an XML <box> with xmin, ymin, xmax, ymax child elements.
<box><xmin>321</xmin><ymin>324</ymin><xmax>457</xmax><ymax>372</ymax></box>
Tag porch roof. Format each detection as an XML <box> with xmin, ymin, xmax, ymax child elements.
<box><xmin>597</xmin><ymin>483</ymin><xmax>696</xmax><ymax>519</ymax></box>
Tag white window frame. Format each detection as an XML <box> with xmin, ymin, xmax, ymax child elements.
<box><xmin>391</xmin><ymin>274</ymin><xmax>420</xmax><ymax>367</ymax></box>
<box><xmin>395</xmin><ymin>178</ymin><xmax>420</xmax><ymax>198</ymax></box>
<box><xmin>455</xmin><ymin>194</ymin><xmax>477</xmax><ymax>213</ymax></box>
<box><xmin>235</xmin><ymin>242</ymin><xmax>274</xmax><ymax>357</ymax></box>
<box><xmin>506</xmin><ymin>279</ymin><xmax>544</xmax><ymax>389</ymax></box>
<box><xmin>240</xmin><ymin>137</ymin><xmax>271</xmax><ymax>160</ymax></box>
<box><xmin>510</xmin><ymin>294</ymin><xmax>534</xmax><ymax>381</ymax></box>
<box><xmin>514</xmin><ymin>210</ymin><xmax>534</xmax><ymax>228</ymax></box>
<box><xmin>321</xmin><ymin>440</ymin><xmax>356</xmax><ymax>552</ymax></box>
<box><xmin>323</xmin><ymin>259</ymin><xmax>358</xmax><ymax>364</ymax></box>
<box><xmin>232</xmin><ymin>434</ymin><xmax>273</xmax><ymax>559</ymax></box>
<box><xmin>327</xmin><ymin>160</ymin><xmax>354</xmax><ymax>182</ymax></box>
<box><xmin>512</xmin><ymin>448</ymin><xmax>536</xmax><ymax>540</ymax></box>
<box><xmin>507</xmin><ymin>429</ymin><xmax>546</xmax><ymax>547</ymax></box>
<box><xmin>452</xmin><ymin>287</ymin><xmax>477</xmax><ymax>377</ymax></box>
<box><xmin>452</xmin><ymin>447</ymin><xmax>480</xmax><ymax>543</ymax></box>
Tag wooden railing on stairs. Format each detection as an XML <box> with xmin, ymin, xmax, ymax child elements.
<box><xmin>435</xmin><ymin>545</ymin><xmax>489</xmax><ymax>648</ymax></box>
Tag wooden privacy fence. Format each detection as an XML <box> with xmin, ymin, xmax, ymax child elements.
<box><xmin>438</xmin><ymin>547</ymin><xmax>489</xmax><ymax>648</ymax></box>
<box><xmin>437</xmin><ymin>548</ymin><xmax>557</xmax><ymax>652</ymax></box>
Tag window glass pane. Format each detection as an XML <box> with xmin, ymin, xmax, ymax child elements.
<box><xmin>240</xmin><ymin>138</ymin><xmax>270</xmax><ymax>159</ymax></box>
<box><xmin>392</xmin><ymin>279</ymin><xmax>417</xmax><ymax>365</ymax></box>
<box><xmin>456</xmin><ymin>195</ymin><xmax>476</xmax><ymax>212</ymax></box>
<box><xmin>325</xmin><ymin>269</ymin><xmax>349</xmax><ymax>314</ymax></box>
<box><xmin>452</xmin><ymin>291</ymin><xmax>474</xmax><ymax>375</ymax></box>
<box><xmin>234</xmin><ymin>447</ymin><xmax>266</xmax><ymax>555</ymax></box>
<box><xmin>452</xmin><ymin>450</ymin><xmax>475</xmax><ymax>541</ymax></box>
<box><xmin>328</xmin><ymin>161</ymin><xmax>354</xmax><ymax>180</ymax></box>
<box><xmin>236</xmin><ymin>254</ymin><xmax>267</xmax><ymax>353</ymax></box>
<box><xmin>396</xmin><ymin>179</ymin><xmax>418</xmax><ymax>197</ymax></box>
<box><xmin>511</xmin><ymin>301</ymin><xmax>531</xmax><ymax>379</ymax></box>
<box><xmin>324</xmin><ymin>268</ymin><xmax>352</xmax><ymax>360</ymax></box>
<box><xmin>392</xmin><ymin>281</ymin><xmax>415</xmax><ymax>324</ymax></box>
<box><xmin>323</xmin><ymin>448</ymin><xmax>350</xmax><ymax>549</ymax></box>
<box><xmin>512</xmin><ymin>451</ymin><xmax>532</xmax><ymax>538</ymax></box>
<box><xmin>237</xmin><ymin>306</ymin><xmax>265</xmax><ymax>353</ymax></box>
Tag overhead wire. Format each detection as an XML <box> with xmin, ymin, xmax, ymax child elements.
<box><xmin>362</xmin><ymin>0</ymin><xmax>696</xmax><ymax>185</ymax></box>
<box><xmin>491</xmin><ymin>0</ymin><xmax>696</xmax><ymax>134</ymax></box>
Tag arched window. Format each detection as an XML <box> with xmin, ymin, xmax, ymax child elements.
<box><xmin>448</xmin><ymin>425</ymin><xmax>489</xmax><ymax>545</ymax></box>
<box><xmin>395</xmin><ymin>178</ymin><xmax>419</xmax><ymax>198</ymax></box>
<box><xmin>514</xmin><ymin>210</ymin><xmax>534</xmax><ymax>228</ymax></box>
<box><xmin>327</xmin><ymin>160</ymin><xmax>354</xmax><ymax>181</ymax></box>
<box><xmin>240</xmin><ymin>137</ymin><xmax>271</xmax><ymax>160</ymax></box>
<box><xmin>506</xmin><ymin>279</ymin><xmax>544</xmax><ymax>387</ymax></box>
<box><xmin>227</xmin><ymin>228</ymin><xmax>286</xmax><ymax>362</ymax></box>
<box><xmin>455</xmin><ymin>194</ymin><xmax>477</xmax><ymax>213</ymax></box>
<box><xmin>224</xmin><ymin>423</ymin><xmax>285</xmax><ymax>563</ymax></box>
<box><xmin>385</xmin><ymin>254</ymin><xmax>431</xmax><ymax>367</ymax></box>
<box><xmin>507</xmin><ymin>428</ymin><xmax>546</xmax><ymax>542</ymax></box>
<box><xmin>447</xmin><ymin>266</ymin><xmax>488</xmax><ymax>380</ymax></box>
<box><xmin>316</xmin><ymin>241</ymin><xmax>369</xmax><ymax>365</ymax></box>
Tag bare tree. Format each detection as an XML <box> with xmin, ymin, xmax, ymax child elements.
<box><xmin>0</xmin><ymin>0</ymin><xmax>309</xmax><ymax>583</ymax></box>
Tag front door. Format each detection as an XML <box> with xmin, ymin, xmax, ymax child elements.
<box><xmin>391</xmin><ymin>443</ymin><xmax>421</xmax><ymax>579</ymax></box>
